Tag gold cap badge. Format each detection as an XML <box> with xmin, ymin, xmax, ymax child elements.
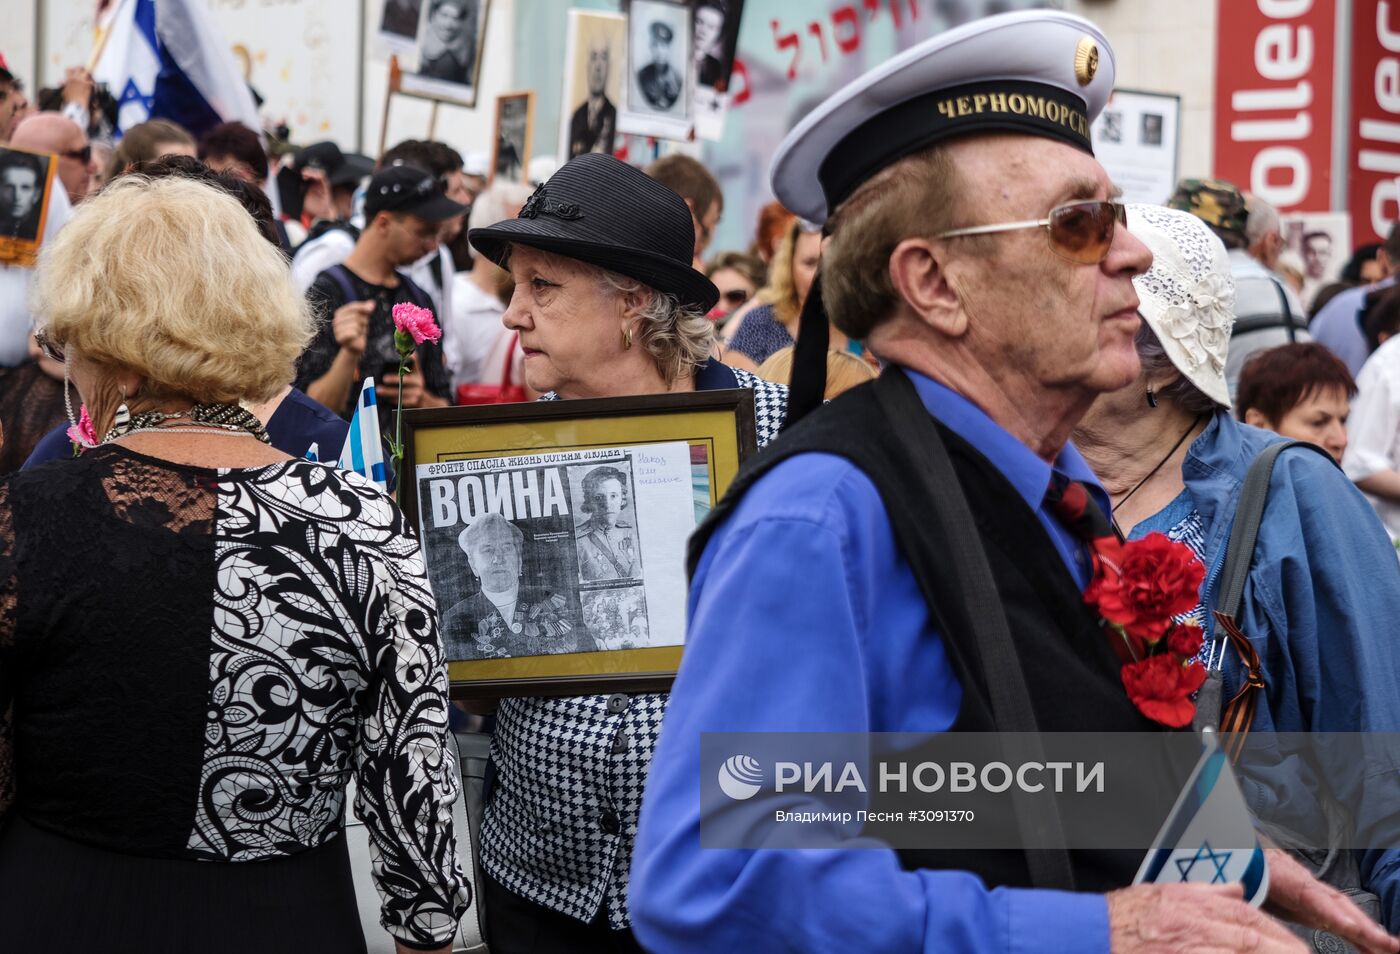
<box><xmin>1074</xmin><ymin>37</ymin><xmax>1099</xmax><ymax>87</ymax></box>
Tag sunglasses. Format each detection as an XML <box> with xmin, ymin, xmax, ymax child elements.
<box><xmin>719</xmin><ymin>288</ymin><xmax>750</xmax><ymax>306</ymax></box>
<box><xmin>61</xmin><ymin>144</ymin><xmax>92</xmax><ymax>164</ymax></box>
<box><xmin>933</xmin><ymin>200</ymin><xmax>1127</xmax><ymax>265</ymax></box>
<box><xmin>34</xmin><ymin>329</ymin><xmax>64</xmax><ymax>363</ymax></box>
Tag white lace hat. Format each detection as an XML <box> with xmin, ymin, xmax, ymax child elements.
<box><xmin>1126</xmin><ymin>204</ymin><xmax>1236</xmax><ymax>409</ymax></box>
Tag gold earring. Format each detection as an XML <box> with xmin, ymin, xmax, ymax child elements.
<box><xmin>623</xmin><ymin>326</ymin><xmax>634</xmax><ymax>350</ymax></box>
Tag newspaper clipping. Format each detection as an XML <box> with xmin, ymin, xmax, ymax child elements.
<box><xmin>417</xmin><ymin>441</ymin><xmax>697</xmax><ymax>662</ymax></box>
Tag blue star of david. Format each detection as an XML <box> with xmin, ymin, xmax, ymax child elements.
<box><xmin>117</xmin><ymin>78</ymin><xmax>153</xmax><ymax>114</ymax></box>
<box><xmin>1175</xmin><ymin>841</ymin><xmax>1232</xmax><ymax>883</ymax></box>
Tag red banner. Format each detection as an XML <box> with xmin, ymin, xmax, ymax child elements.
<box><xmin>1350</xmin><ymin>1</ymin><xmax>1400</xmax><ymax>246</ymax></box>
<box><xmin>1215</xmin><ymin>0</ymin><xmax>1336</xmax><ymax>215</ymax></box>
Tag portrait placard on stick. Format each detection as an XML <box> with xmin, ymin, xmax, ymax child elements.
<box><xmin>619</xmin><ymin>0</ymin><xmax>694</xmax><ymax>141</ymax></box>
<box><xmin>559</xmin><ymin>10</ymin><xmax>626</xmax><ymax>164</ymax></box>
<box><xmin>0</xmin><ymin>146</ymin><xmax>57</xmax><ymax>269</ymax></box>
<box><xmin>491</xmin><ymin>90</ymin><xmax>534</xmax><ymax>184</ymax></box>
<box><xmin>399</xmin><ymin>0</ymin><xmax>492</xmax><ymax>107</ymax></box>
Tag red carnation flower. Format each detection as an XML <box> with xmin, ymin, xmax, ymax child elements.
<box><xmin>1121</xmin><ymin>654</ymin><xmax>1208</xmax><ymax>728</ymax></box>
<box><xmin>1167</xmin><ymin>622</ymin><xmax>1205</xmax><ymax>659</ymax></box>
<box><xmin>1086</xmin><ymin>533</ymin><xmax>1204</xmax><ymax>644</ymax></box>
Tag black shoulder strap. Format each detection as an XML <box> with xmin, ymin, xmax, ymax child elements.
<box><xmin>1216</xmin><ymin>440</ymin><xmax>1335</xmax><ymax>620</ymax></box>
<box><xmin>872</xmin><ymin>369</ymin><xmax>1075</xmax><ymax>890</ymax></box>
<box><xmin>324</xmin><ymin>264</ymin><xmax>357</xmax><ymax>304</ymax></box>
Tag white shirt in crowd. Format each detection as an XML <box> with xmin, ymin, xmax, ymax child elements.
<box><xmin>0</xmin><ymin>185</ymin><xmax>72</xmax><ymax>367</ymax></box>
<box><xmin>1343</xmin><ymin>334</ymin><xmax>1400</xmax><ymax>544</ymax></box>
<box><xmin>445</xmin><ymin>273</ymin><xmax>522</xmax><ymax>393</ymax></box>
<box><xmin>1225</xmin><ymin>247</ymin><xmax>1308</xmax><ymax>400</ymax></box>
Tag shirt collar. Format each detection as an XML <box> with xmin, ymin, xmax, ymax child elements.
<box><xmin>695</xmin><ymin>360</ymin><xmax>739</xmax><ymax>392</ymax></box>
<box><xmin>904</xmin><ymin>368</ymin><xmax>1110</xmax><ymax>516</ymax></box>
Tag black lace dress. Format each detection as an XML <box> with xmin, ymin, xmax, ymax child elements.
<box><xmin>0</xmin><ymin>445</ymin><xmax>469</xmax><ymax>952</ymax></box>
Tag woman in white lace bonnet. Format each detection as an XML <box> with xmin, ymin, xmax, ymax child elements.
<box><xmin>1073</xmin><ymin>204</ymin><xmax>1400</xmax><ymax>934</ymax></box>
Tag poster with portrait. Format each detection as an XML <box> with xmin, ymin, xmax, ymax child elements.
<box><xmin>0</xmin><ymin>146</ymin><xmax>57</xmax><ymax>268</ymax></box>
<box><xmin>378</xmin><ymin>0</ymin><xmax>426</xmax><ymax>54</ymax></box>
<box><xmin>1090</xmin><ymin>89</ymin><xmax>1181</xmax><ymax>206</ymax></box>
<box><xmin>491</xmin><ymin>91</ymin><xmax>534</xmax><ymax>185</ymax></box>
<box><xmin>559</xmin><ymin>10</ymin><xmax>626</xmax><ymax>164</ymax></box>
<box><xmin>692</xmin><ymin>0</ymin><xmax>746</xmax><ymax>141</ymax></box>
<box><xmin>399</xmin><ymin>0</ymin><xmax>491</xmax><ymax>107</ymax></box>
<box><xmin>619</xmin><ymin>0</ymin><xmax>694</xmax><ymax>141</ymax></box>
<box><xmin>415</xmin><ymin>443</ymin><xmax>695</xmax><ymax>667</ymax></box>
<box><xmin>1280</xmin><ymin>211</ymin><xmax>1352</xmax><ymax>311</ymax></box>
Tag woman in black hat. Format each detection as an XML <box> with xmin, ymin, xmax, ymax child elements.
<box><xmin>467</xmin><ymin>152</ymin><xmax>788</xmax><ymax>953</ymax></box>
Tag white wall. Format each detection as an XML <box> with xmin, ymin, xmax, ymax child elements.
<box><xmin>1069</xmin><ymin>0</ymin><xmax>1217</xmax><ymax>181</ymax></box>
<box><xmin>6</xmin><ymin>0</ymin><xmax>39</xmax><ymax>92</ymax></box>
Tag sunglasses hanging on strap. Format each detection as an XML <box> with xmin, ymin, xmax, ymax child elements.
<box><xmin>1194</xmin><ymin>440</ymin><xmax>1338</xmax><ymax>760</ymax></box>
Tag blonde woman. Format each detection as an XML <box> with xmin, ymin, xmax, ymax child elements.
<box><xmin>0</xmin><ymin>175</ymin><xmax>467</xmax><ymax>954</ymax></box>
<box><xmin>757</xmin><ymin>345</ymin><xmax>876</xmax><ymax>399</ymax></box>
<box><xmin>721</xmin><ymin>218</ymin><xmax>822</xmax><ymax>371</ymax></box>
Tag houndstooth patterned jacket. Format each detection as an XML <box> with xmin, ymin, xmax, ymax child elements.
<box><xmin>480</xmin><ymin>366</ymin><xmax>789</xmax><ymax>928</ymax></box>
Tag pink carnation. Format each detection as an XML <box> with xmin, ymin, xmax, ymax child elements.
<box><xmin>391</xmin><ymin>302</ymin><xmax>442</xmax><ymax>345</ymax></box>
<box><xmin>67</xmin><ymin>405</ymin><xmax>97</xmax><ymax>448</ymax></box>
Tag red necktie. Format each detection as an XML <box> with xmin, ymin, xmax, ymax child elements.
<box><xmin>1045</xmin><ymin>472</ymin><xmax>1115</xmax><ymax>543</ymax></box>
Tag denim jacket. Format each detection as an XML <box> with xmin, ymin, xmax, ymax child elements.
<box><xmin>1184</xmin><ymin>411</ymin><xmax>1400</xmax><ymax>928</ymax></box>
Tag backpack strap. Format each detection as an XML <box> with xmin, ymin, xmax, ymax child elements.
<box><xmin>1202</xmin><ymin>439</ymin><xmax>1336</xmax><ymax>756</ymax></box>
<box><xmin>323</xmin><ymin>264</ymin><xmax>358</xmax><ymax>305</ymax></box>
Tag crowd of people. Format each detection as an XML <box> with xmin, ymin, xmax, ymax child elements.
<box><xmin>2</xmin><ymin>8</ymin><xmax>1400</xmax><ymax>954</ymax></box>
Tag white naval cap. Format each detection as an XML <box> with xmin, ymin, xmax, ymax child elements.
<box><xmin>771</xmin><ymin>10</ymin><xmax>1117</xmax><ymax>224</ymax></box>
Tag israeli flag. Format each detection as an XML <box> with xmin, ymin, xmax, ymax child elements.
<box><xmin>338</xmin><ymin>379</ymin><xmax>388</xmax><ymax>492</ymax></box>
<box><xmin>92</xmin><ymin>0</ymin><xmax>261</xmax><ymax>138</ymax></box>
<box><xmin>1134</xmin><ymin>732</ymin><xmax>1270</xmax><ymax>906</ymax></box>
<box><xmin>304</xmin><ymin>442</ymin><xmax>320</xmax><ymax>463</ymax></box>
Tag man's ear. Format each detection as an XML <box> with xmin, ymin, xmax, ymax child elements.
<box><xmin>888</xmin><ymin>238</ymin><xmax>967</xmax><ymax>338</ymax></box>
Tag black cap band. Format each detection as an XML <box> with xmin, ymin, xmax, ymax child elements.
<box><xmin>783</xmin><ymin>273</ymin><xmax>830</xmax><ymax>430</ymax></box>
<box><xmin>818</xmin><ymin>80</ymin><xmax>1093</xmax><ymax>218</ymax></box>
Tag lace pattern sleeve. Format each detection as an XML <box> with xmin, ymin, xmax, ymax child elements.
<box><xmin>353</xmin><ymin>495</ymin><xmax>470</xmax><ymax>947</ymax></box>
<box><xmin>0</xmin><ymin>483</ymin><xmax>16</xmax><ymax>822</ymax></box>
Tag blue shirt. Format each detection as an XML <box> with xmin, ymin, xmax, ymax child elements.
<box><xmin>1310</xmin><ymin>278</ymin><xmax>1394</xmax><ymax>376</ymax></box>
<box><xmin>630</xmin><ymin>370</ymin><xmax>1112</xmax><ymax>954</ymax></box>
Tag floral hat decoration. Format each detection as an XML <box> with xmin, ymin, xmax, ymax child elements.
<box><xmin>1126</xmin><ymin>204</ymin><xmax>1236</xmax><ymax>409</ymax></box>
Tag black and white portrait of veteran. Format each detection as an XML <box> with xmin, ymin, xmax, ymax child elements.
<box><xmin>634</xmin><ymin>17</ymin><xmax>684</xmax><ymax>113</ymax></box>
<box><xmin>568</xmin><ymin>33</ymin><xmax>617</xmax><ymax>158</ymax></box>
<box><xmin>693</xmin><ymin>0</ymin><xmax>729</xmax><ymax>90</ymax></box>
<box><xmin>418</xmin><ymin>0</ymin><xmax>477</xmax><ymax>85</ymax></box>
<box><xmin>0</xmin><ymin>148</ymin><xmax>46</xmax><ymax>242</ymax></box>
<box><xmin>573</xmin><ymin>464</ymin><xmax>642</xmax><ymax>582</ymax></box>
<box><xmin>441</xmin><ymin>512</ymin><xmax>591</xmax><ymax>661</ymax></box>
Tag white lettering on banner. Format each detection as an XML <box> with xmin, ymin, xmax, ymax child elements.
<box><xmin>1362</xmin><ymin>3</ymin><xmax>1400</xmax><ymax>237</ymax></box>
<box><xmin>1260</xmin><ymin>0</ymin><xmax>1315</xmax><ymax>16</ymax></box>
<box><xmin>1216</xmin><ymin>0</ymin><xmax>1333</xmax><ymax>214</ymax></box>
<box><xmin>1253</xmin><ymin>146</ymin><xmax>1312</xmax><ymax>205</ymax></box>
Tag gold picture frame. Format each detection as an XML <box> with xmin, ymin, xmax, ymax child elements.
<box><xmin>401</xmin><ymin>390</ymin><xmax>757</xmax><ymax>699</ymax></box>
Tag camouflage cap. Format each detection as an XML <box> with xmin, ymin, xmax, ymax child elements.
<box><xmin>1166</xmin><ymin>178</ymin><xmax>1248</xmax><ymax>239</ymax></box>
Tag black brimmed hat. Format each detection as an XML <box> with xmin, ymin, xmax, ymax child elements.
<box><xmin>770</xmin><ymin>10</ymin><xmax>1117</xmax><ymax>426</ymax></box>
<box><xmin>295</xmin><ymin>141</ymin><xmax>375</xmax><ymax>189</ymax></box>
<box><xmin>468</xmin><ymin>153</ymin><xmax>719</xmax><ymax>312</ymax></box>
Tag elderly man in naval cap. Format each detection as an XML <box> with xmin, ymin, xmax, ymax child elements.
<box><xmin>632</xmin><ymin>11</ymin><xmax>1399</xmax><ymax>954</ymax></box>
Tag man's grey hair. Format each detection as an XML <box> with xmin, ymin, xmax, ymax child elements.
<box><xmin>467</xmin><ymin>181</ymin><xmax>536</xmax><ymax>254</ymax></box>
<box><xmin>596</xmin><ymin>268</ymin><xmax>716</xmax><ymax>386</ymax></box>
<box><xmin>1244</xmin><ymin>193</ymin><xmax>1282</xmax><ymax>246</ymax></box>
<box><xmin>458</xmin><ymin>511</ymin><xmax>524</xmax><ymax>555</ymax></box>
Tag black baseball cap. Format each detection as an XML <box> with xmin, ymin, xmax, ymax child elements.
<box><xmin>294</xmin><ymin>141</ymin><xmax>374</xmax><ymax>188</ymax></box>
<box><xmin>364</xmin><ymin>165</ymin><xmax>468</xmax><ymax>222</ymax></box>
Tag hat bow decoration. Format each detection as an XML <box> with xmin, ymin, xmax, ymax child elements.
<box><xmin>1158</xmin><ymin>273</ymin><xmax>1233</xmax><ymax>376</ymax></box>
<box><xmin>519</xmin><ymin>184</ymin><xmax>583</xmax><ymax>222</ymax></box>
